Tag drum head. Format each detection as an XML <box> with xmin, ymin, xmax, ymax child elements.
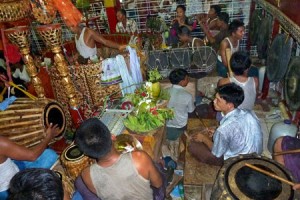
<box><xmin>64</xmin><ymin>145</ymin><xmax>85</xmax><ymax>161</ymax></box>
<box><xmin>224</xmin><ymin>156</ymin><xmax>294</xmax><ymax>200</ymax></box>
<box><xmin>284</xmin><ymin>56</ymin><xmax>300</xmax><ymax>111</ymax></box>
<box><xmin>266</xmin><ymin>34</ymin><xmax>293</xmax><ymax>82</ymax></box>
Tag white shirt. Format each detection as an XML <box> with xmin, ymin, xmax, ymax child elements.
<box><xmin>0</xmin><ymin>158</ymin><xmax>19</xmax><ymax>192</ymax></box>
<box><xmin>75</xmin><ymin>27</ymin><xmax>98</xmax><ymax>60</ymax></box>
<box><xmin>166</xmin><ymin>85</ymin><xmax>195</xmax><ymax>128</ymax></box>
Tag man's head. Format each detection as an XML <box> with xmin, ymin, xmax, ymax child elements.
<box><xmin>230</xmin><ymin>51</ymin><xmax>252</xmax><ymax>75</ymax></box>
<box><xmin>217</xmin><ymin>12</ymin><xmax>229</xmax><ymax>28</ymax></box>
<box><xmin>213</xmin><ymin>83</ymin><xmax>244</xmax><ymax>112</ymax></box>
<box><xmin>176</xmin><ymin>5</ymin><xmax>186</xmax><ymax>18</ymax></box>
<box><xmin>9</xmin><ymin>168</ymin><xmax>64</xmax><ymax>200</ymax></box>
<box><xmin>228</xmin><ymin>20</ymin><xmax>245</xmax><ymax>40</ymax></box>
<box><xmin>209</xmin><ymin>5</ymin><xmax>221</xmax><ymax>19</ymax></box>
<box><xmin>178</xmin><ymin>26</ymin><xmax>191</xmax><ymax>43</ymax></box>
<box><xmin>75</xmin><ymin>118</ymin><xmax>112</xmax><ymax>159</ymax></box>
<box><xmin>117</xmin><ymin>9</ymin><xmax>127</xmax><ymax>22</ymax></box>
<box><xmin>169</xmin><ymin>68</ymin><xmax>189</xmax><ymax>87</ymax></box>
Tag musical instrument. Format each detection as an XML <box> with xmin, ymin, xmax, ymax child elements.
<box><xmin>60</xmin><ymin>144</ymin><xmax>94</xmax><ymax>180</ymax></box>
<box><xmin>0</xmin><ymin>98</ymin><xmax>66</xmax><ymax>147</ymax></box>
<box><xmin>54</xmin><ymin>170</ymin><xmax>75</xmax><ymax>198</ymax></box>
<box><xmin>211</xmin><ymin>154</ymin><xmax>299</xmax><ymax>200</ymax></box>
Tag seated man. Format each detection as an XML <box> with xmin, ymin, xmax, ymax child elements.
<box><xmin>177</xmin><ymin>26</ymin><xmax>204</xmax><ymax>49</ymax></box>
<box><xmin>188</xmin><ymin>83</ymin><xmax>263</xmax><ymax>166</ymax></box>
<box><xmin>70</xmin><ymin>23</ymin><xmax>127</xmax><ymax>63</ymax></box>
<box><xmin>116</xmin><ymin>9</ymin><xmax>138</xmax><ymax>33</ymax></box>
<box><xmin>274</xmin><ymin>136</ymin><xmax>300</xmax><ymax>183</ymax></box>
<box><xmin>217</xmin><ymin>20</ymin><xmax>245</xmax><ymax>77</ymax></box>
<box><xmin>74</xmin><ymin>118</ymin><xmax>163</xmax><ymax>200</ymax></box>
<box><xmin>200</xmin><ymin>12</ymin><xmax>229</xmax><ymax>52</ymax></box>
<box><xmin>0</xmin><ymin>124</ymin><xmax>59</xmax><ymax>199</ymax></box>
<box><xmin>218</xmin><ymin>51</ymin><xmax>258</xmax><ymax>111</ymax></box>
<box><xmin>196</xmin><ymin>4</ymin><xmax>221</xmax><ymax>33</ymax></box>
<box><xmin>9</xmin><ymin>168</ymin><xmax>67</xmax><ymax>200</ymax></box>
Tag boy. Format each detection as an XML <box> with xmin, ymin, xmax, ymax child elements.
<box><xmin>166</xmin><ymin>69</ymin><xmax>195</xmax><ymax>160</ymax></box>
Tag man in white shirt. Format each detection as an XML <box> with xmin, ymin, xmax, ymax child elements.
<box><xmin>116</xmin><ymin>9</ymin><xmax>138</xmax><ymax>33</ymax></box>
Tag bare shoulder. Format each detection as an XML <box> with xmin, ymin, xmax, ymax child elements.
<box><xmin>131</xmin><ymin>150</ymin><xmax>151</xmax><ymax>162</ymax></box>
<box><xmin>218</xmin><ymin>77</ymin><xmax>230</xmax><ymax>86</ymax></box>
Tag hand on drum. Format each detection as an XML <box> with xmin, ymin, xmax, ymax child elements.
<box><xmin>293</xmin><ymin>183</ymin><xmax>300</xmax><ymax>191</ymax></box>
<box><xmin>191</xmin><ymin>132</ymin><xmax>211</xmax><ymax>143</ymax></box>
<box><xmin>45</xmin><ymin>123</ymin><xmax>60</xmax><ymax>138</ymax></box>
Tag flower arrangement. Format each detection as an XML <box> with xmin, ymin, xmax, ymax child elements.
<box><xmin>123</xmin><ymin>70</ymin><xmax>174</xmax><ymax>134</ymax></box>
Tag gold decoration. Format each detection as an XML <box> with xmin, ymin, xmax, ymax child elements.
<box><xmin>4</xmin><ymin>26</ymin><xmax>45</xmax><ymax>98</ymax></box>
<box><xmin>256</xmin><ymin>0</ymin><xmax>300</xmax><ymax>43</ymax></box>
<box><xmin>36</xmin><ymin>24</ymin><xmax>79</xmax><ymax>108</ymax></box>
<box><xmin>0</xmin><ymin>0</ymin><xmax>30</xmax><ymax>22</ymax></box>
<box><xmin>30</xmin><ymin>0</ymin><xmax>57</xmax><ymax>24</ymax></box>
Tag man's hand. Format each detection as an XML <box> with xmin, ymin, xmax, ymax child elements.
<box><xmin>45</xmin><ymin>123</ymin><xmax>60</xmax><ymax>139</ymax></box>
<box><xmin>293</xmin><ymin>183</ymin><xmax>300</xmax><ymax>191</ymax></box>
<box><xmin>119</xmin><ymin>45</ymin><xmax>127</xmax><ymax>51</ymax></box>
<box><xmin>191</xmin><ymin>132</ymin><xmax>210</xmax><ymax>142</ymax></box>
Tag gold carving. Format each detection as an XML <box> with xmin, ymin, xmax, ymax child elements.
<box><xmin>256</xmin><ymin>0</ymin><xmax>300</xmax><ymax>43</ymax></box>
<box><xmin>0</xmin><ymin>0</ymin><xmax>30</xmax><ymax>22</ymax></box>
<box><xmin>4</xmin><ymin>26</ymin><xmax>45</xmax><ymax>98</ymax></box>
<box><xmin>36</xmin><ymin>24</ymin><xmax>79</xmax><ymax>108</ymax></box>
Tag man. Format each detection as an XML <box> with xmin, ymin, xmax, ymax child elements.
<box><xmin>218</xmin><ymin>51</ymin><xmax>258</xmax><ymax>111</ymax></box>
<box><xmin>196</xmin><ymin>5</ymin><xmax>221</xmax><ymax>32</ymax></box>
<box><xmin>188</xmin><ymin>83</ymin><xmax>263</xmax><ymax>166</ymax></box>
<box><xmin>200</xmin><ymin>12</ymin><xmax>229</xmax><ymax>52</ymax></box>
<box><xmin>177</xmin><ymin>26</ymin><xmax>204</xmax><ymax>49</ymax></box>
<box><xmin>0</xmin><ymin>124</ymin><xmax>59</xmax><ymax>199</ymax></box>
<box><xmin>9</xmin><ymin>168</ymin><xmax>67</xmax><ymax>200</ymax></box>
<box><xmin>217</xmin><ymin>20</ymin><xmax>245</xmax><ymax>77</ymax></box>
<box><xmin>70</xmin><ymin>23</ymin><xmax>127</xmax><ymax>63</ymax></box>
<box><xmin>116</xmin><ymin>9</ymin><xmax>138</xmax><ymax>33</ymax></box>
<box><xmin>74</xmin><ymin>118</ymin><xmax>163</xmax><ymax>200</ymax></box>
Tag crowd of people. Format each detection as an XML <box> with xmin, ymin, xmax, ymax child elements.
<box><xmin>0</xmin><ymin>1</ymin><xmax>300</xmax><ymax>200</ymax></box>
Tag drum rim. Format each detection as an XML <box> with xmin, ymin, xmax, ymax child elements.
<box><xmin>217</xmin><ymin>155</ymin><xmax>295</xmax><ymax>200</ymax></box>
<box><xmin>63</xmin><ymin>144</ymin><xmax>85</xmax><ymax>162</ymax></box>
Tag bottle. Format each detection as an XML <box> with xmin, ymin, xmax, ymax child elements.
<box><xmin>178</xmin><ymin>182</ymin><xmax>184</xmax><ymax>199</ymax></box>
<box><xmin>267</xmin><ymin>120</ymin><xmax>297</xmax><ymax>153</ymax></box>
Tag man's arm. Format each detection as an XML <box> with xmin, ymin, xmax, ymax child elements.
<box><xmin>219</xmin><ymin>39</ymin><xmax>229</xmax><ymax>67</ymax></box>
<box><xmin>88</xmin><ymin>28</ymin><xmax>127</xmax><ymax>51</ymax></box>
<box><xmin>191</xmin><ymin>132</ymin><xmax>213</xmax><ymax>150</ymax></box>
<box><xmin>0</xmin><ymin>124</ymin><xmax>58</xmax><ymax>161</ymax></box>
<box><xmin>217</xmin><ymin>77</ymin><xmax>230</xmax><ymax>87</ymax></box>
<box><xmin>81</xmin><ymin>167</ymin><xmax>97</xmax><ymax>194</ymax></box>
<box><xmin>132</xmin><ymin>151</ymin><xmax>162</xmax><ymax>188</ymax></box>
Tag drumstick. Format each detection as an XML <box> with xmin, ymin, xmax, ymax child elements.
<box><xmin>225</xmin><ymin>48</ymin><xmax>233</xmax><ymax>77</ymax></box>
<box><xmin>273</xmin><ymin>148</ymin><xmax>300</xmax><ymax>156</ymax></box>
<box><xmin>245</xmin><ymin>163</ymin><xmax>296</xmax><ymax>186</ymax></box>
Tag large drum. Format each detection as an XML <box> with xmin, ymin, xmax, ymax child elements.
<box><xmin>60</xmin><ymin>144</ymin><xmax>94</xmax><ymax>180</ymax></box>
<box><xmin>211</xmin><ymin>154</ymin><xmax>299</xmax><ymax>200</ymax></box>
<box><xmin>0</xmin><ymin>98</ymin><xmax>66</xmax><ymax>147</ymax></box>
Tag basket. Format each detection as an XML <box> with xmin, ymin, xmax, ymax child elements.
<box><xmin>125</xmin><ymin>124</ymin><xmax>164</xmax><ymax>136</ymax></box>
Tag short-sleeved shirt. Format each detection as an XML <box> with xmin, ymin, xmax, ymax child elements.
<box><xmin>212</xmin><ymin>109</ymin><xmax>263</xmax><ymax>160</ymax></box>
<box><xmin>116</xmin><ymin>19</ymin><xmax>138</xmax><ymax>33</ymax></box>
<box><xmin>166</xmin><ymin>85</ymin><xmax>195</xmax><ymax>128</ymax></box>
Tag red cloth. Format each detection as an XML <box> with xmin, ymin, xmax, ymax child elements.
<box><xmin>5</xmin><ymin>44</ymin><xmax>21</xmax><ymax>64</ymax></box>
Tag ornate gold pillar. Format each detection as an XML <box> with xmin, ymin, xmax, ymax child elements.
<box><xmin>4</xmin><ymin>26</ymin><xmax>45</xmax><ymax>98</ymax></box>
<box><xmin>36</xmin><ymin>24</ymin><xmax>78</xmax><ymax>109</ymax></box>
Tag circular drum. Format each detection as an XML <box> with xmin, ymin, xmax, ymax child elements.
<box><xmin>60</xmin><ymin>144</ymin><xmax>93</xmax><ymax>180</ymax></box>
<box><xmin>54</xmin><ymin>170</ymin><xmax>75</xmax><ymax>197</ymax></box>
<box><xmin>211</xmin><ymin>154</ymin><xmax>298</xmax><ymax>200</ymax></box>
<box><xmin>0</xmin><ymin>98</ymin><xmax>66</xmax><ymax>147</ymax></box>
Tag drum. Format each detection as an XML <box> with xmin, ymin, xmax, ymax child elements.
<box><xmin>54</xmin><ymin>170</ymin><xmax>75</xmax><ymax>198</ymax></box>
<box><xmin>0</xmin><ymin>98</ymin><xmax>66</xmax><ymax>147</ymax></box>
<box><xmin>60</xmin><ymin>144</ymin><xmax>94</xmax><ymax>180</ymax></box>
<box><xmin>211</xmin><ymin>154</ymin><xmax>299</xmax><ymax>200</ymax></box>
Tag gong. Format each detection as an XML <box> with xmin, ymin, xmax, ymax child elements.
<box><xmin>266</xmin><ymin>34</ymin><xmax>293</xmax><ymax>82</ymax></box>
<box><xmin>256</xmin><ymin>14</ymin><xmax>273</xmax><ymax>59</ymax></box>
<box><xmin>284</xmin><ymin>56</ymin><xmax>300</xmax><ymax>111</ymax></box>
<box><xmin>211</xmin><ymin>154</ymin><xmax>298</xmax><ymax>200</ymax></box>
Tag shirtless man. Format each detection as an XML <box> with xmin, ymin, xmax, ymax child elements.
<box><xmin>70</xmin><ymin>24</ymin><xmax>127</xmax><ymax>63</ymax></box>
<box><xmin>74</xmin><ymin>118</ymin><xmax>163</xmax><ymax>200</ymax></box>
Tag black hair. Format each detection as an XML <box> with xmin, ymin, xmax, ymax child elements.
<box><xmin>9</xmin><ymin>168</ymin><xmax>63</xmax><ymax>200</ymax></box>
<box><xmin>117</xmin><ymin>8</ymin><xmax>127</xmax><ymax>17</ymax></box>
<box><xmin>75</xmin><ymin>118</ymin><xmax>112</xmax><ymax>159</ymax></box>
<box><xmin>169</xmin><ymin>68</ymin><xmax>188</xmax><ymax>84</ymax></box>
<box><xmin>230</xmin><ymin>51</ymin><xmax>252</xmax><ymax>75</ymax></box>
<box><xmin>216</xmin><ymin>83</ymin><xmax>244</xmax><ymax>108</ymax></box>
<box><xmin>176</xmin><ymin>5</ymin><xmax>186</xmax><ymax>12</ymax></box>
<box><xmin>228</xmin><ymin>20</ymin><xmax>244</xmax><ymax>35</ymax></box>
<box><xmin>218</xmin><ymin>12</ymin><xmax>229</xmax><ymax>24</ymax></box>
<box><xmin>210</xmin><ymin>5</ymin><xmax>221</xmax><ymax>16</ymax></box>
<box><xmin>177</xmin><ymin>26</ymin><xmax>191</xmax><ymax>36</ymax></box>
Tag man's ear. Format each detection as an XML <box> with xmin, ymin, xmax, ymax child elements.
<box><xmin>111</xmin><ymin>134</ymin><xmax>116</xmax><ymax>141</ymax></box>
